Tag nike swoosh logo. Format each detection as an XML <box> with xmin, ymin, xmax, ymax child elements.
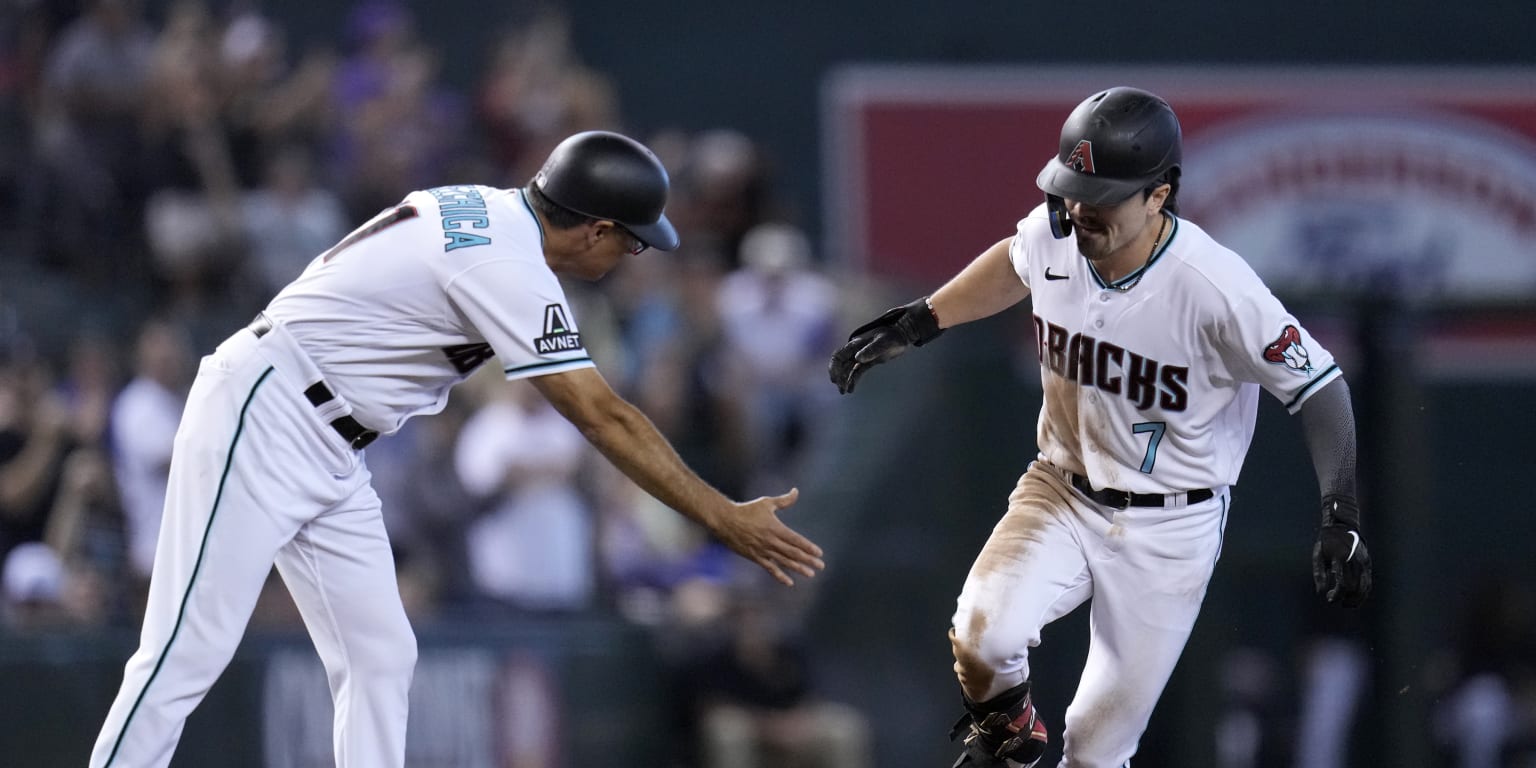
<box><xmin>1044</xmin><ymin>268</ymin><xmax>1069</xmax><ymax>281</ymax></box>
<box><xmin>1346</xmin><ymin>530</ymin><xmax>1361</xmax><ymax>561</ymax></box>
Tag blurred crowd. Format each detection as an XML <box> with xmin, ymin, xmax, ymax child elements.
<box><xmin>0</xmin><ymin>1</ymin><xmax>868</xmax><ymax>764</ymax></box>
<box><xmin>4</xmin><ymin>5</ymin><xmax>1534</xmax><ymax>768</ymax></box>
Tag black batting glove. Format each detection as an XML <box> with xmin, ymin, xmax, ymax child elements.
<box><xmin>1312</xmin><ymin>494</ymin><xmax>1372</xmax><ymax>608</ymax></box>
<box><xmin>829</xmin><ymin>297</ymin><xmax>943</xmax><ymax>394</ymax></box>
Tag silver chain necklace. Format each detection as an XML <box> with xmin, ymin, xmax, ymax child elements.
<box><xmin>1110</xmin><ymin>212</ymin><xmax>1169</xmax><ymax>293</ymax></box>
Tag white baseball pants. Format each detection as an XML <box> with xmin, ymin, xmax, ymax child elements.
<box><xmin>91</xmin><ymin>324</ymin><xmax>415</xmax><ymax>767</ymax></box>
<box><xmin>951</xmin><ymin>461</ymin><xmax>1228</xmax><ymax>768</ymax></box>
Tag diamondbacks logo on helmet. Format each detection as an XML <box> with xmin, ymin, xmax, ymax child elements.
<box><xmin>1262</xmin><ymin>324</ymin><xmax>1313</xmax><ymax>374</ymax></box>
<box><xmin>1066</xmin><ymin>140</ymin><xmax>1096</xmax><ymax>173</ymax></box>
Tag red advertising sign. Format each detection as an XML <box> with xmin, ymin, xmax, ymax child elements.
<box><xmin>823</xmin><ymin>67</ymin><xmax>1536</xmax><ymax>300</ymax></box>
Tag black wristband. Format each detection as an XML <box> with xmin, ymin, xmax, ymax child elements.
<box><xmin>1321</xmin><ymin>494</ymin><xmax>1361</xmax><ymax>530</ymax></box>
<box><xmin>897</xmin><ymin>297</ymin><xmax>944</xmax><ymax>347</ymax></box>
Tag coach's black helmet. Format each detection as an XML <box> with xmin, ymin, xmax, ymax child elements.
<box><xmin>1036</xmin><ymin>87</ymin><xmax>1182</xmax><ymax>206</ymax></box>
<box><xmin>533</xmin><ymin>131</ymin><xmax>680</xmax><ymax>251</ymax></box>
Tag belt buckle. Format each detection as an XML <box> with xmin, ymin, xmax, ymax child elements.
<box><xmin>1110</xmin><ymin>488</ymin><xmax>1133</xmax><ymax>509</ymax></box>
<box><xmin>350</xmin><ymin>429</ymin><xmax>379</xmax><ymax>450</ymax></box>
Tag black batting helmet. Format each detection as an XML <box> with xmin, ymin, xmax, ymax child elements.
<box><xmin>1035</xmin><ymin>87</ymin><xmax>1182</xmax><ymax>206</ymax></box>
<box><xmin>533</xmin><ymin>131</ymin><xmax>680</xmax><ymax>251</ymax></box>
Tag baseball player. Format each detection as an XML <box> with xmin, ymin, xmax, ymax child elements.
<box><xmin>90</xmin><ymin>131</ymin><xmax>825</xmax><ymax>768</ymax></box>
<box><xmin>829</xmin><ymin>88</ymin><xmax>1372</xmax><ymax>767</ymax></box>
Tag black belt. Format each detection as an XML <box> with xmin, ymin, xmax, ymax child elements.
<box><xmin>248</xmin><ymin>314</ymin><xmax>379</xmax><ymax>450</ymax></box>
<box><xmin>1070</xmin><ymin>472</ymin><xmax>1213</xmax><ymax>508</ymax></box>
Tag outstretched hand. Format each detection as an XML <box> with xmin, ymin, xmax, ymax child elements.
<box><xmin>711</xmin><ymin>488</ymin><xmax>825</xmax><ymax>586</ymax></box>
<box><xmin>828</xmin><ymin>297</ymin><xmax>945</xmax><ymax>394</ymax></box>
<box><xmin>829</xmin><ymin>327</ymin><xmax>910</xmax><ymax>394</ymax></box>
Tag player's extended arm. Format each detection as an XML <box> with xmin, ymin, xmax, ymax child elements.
<box><xmin>529</xmin><ymin>366</ymin><xmax>824</xmax><ymax>586</ymax></box>
<box><xmin>830</xmin><ymin>237</ymin><xmax>1028</xmax><ymax>394</ymax></box>
<box><xmin>1298</xmin><ymin>377</ymin><xmax>1372</xmax><ymax>607</ymax></box>
<box><xmin>928</xmin><ymin>237</ymin><xmax>1033</xmax><ymax>327</ymax></box>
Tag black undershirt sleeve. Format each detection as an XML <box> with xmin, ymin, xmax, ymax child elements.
<box><xmin>1297</xmin><ymin>377</ymin><xmax>1360</xmax><ymax>523</ymax></box>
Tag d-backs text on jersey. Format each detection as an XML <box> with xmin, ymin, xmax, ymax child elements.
<box><xmin>1033</xmin><ymin>314</ymin><xmax>1189</xmax><ymax>412</ymax></box>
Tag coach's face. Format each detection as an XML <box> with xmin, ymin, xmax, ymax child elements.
<box><xmin>566</xmin><ymin>220</ymin><xmax>643</xmax><ymax>280</ymax></box>
<box><xmin>1067</xmin><ymin>184</ymin><xmax>1170</xmax><ymax>263</ymax></box>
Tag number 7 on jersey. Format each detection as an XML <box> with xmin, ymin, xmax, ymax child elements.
<box><xmin>1132</xmin><ymin>421</ymin><xmax>1166</xmax><ymax>473</ymax></box>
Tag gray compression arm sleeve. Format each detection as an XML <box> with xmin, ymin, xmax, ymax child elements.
<box><xmin>1297</xmin><ymin>377</ymin><xmax>1359</xmax><ymax>508</ymax></box>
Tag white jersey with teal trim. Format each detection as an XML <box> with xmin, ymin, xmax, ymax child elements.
<box><xmin>1008</xmin><ymin>202</ymin><xmax>1341</xmax><ymax>494</ymax></box>
<box><xmin>90</xmin><ymin>186</ymin><xmax>597</xmax><ymax>768</ymax></box>
<box><xmin>265</xmin><ymin>185</ymin><xmax>595</xmax><ymax>434</ymax></box>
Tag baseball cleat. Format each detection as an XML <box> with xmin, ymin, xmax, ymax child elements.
<box><xmin>949</xmin><ymin>689</ymin><xmax>1048</xmax><ymax>768</ymax></box>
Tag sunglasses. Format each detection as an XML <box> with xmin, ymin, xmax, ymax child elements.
<box><xmin>615</xmin><ymin>225</ymin><xmax>649</xmax><ymax>256</ymax></box>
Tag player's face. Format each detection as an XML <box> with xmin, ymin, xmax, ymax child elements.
<box><xmin>1065</xmin><ymin>192</ymin><xmax>1152</xmax><ymax>262</ymax></box>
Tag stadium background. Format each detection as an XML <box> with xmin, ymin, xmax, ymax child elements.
<box><xmin>2</xmin><ymin>1</ymin><xmax>1535</xmax><ymax>766</ymax></box>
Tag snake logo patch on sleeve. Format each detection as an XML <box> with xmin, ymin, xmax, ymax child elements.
<box><xmin>1262</xmin><ymin>324</ymin><xmax>1313</xmax><ymax>374</ymax></box>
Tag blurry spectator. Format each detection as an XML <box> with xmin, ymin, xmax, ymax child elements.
<box><xmin>29</xmin><ymin>0</ymin><xmax>154</xmax><ymax>279</ymax></box>
<box><xmin>109</xmin><ymin>318</ymin><xmax>193</xmax><ymax>581</ymax></box>
<box><xmin>602</xmin><ymin>247</ymin><xmax>689</xmax><ymax>391</ymax></box>
<box><xmin>1214</xmin><ymin>646</ymin><xmax>1286</xmax><ymax>768</ymax></box>
<box><xmin>41</xmin><ymin>446</ymin><xmax>122</xmax><ymax>623</ymax></box>
<box><xmin>560</xmin><ymin>278</ymin><xmax>627</xmax><ymax>382</ymax></box>
<box><xmin>1292</xmin><ymin>634</ymin><xmax>1369</xmax><ymax>768</ymax></box>
<box><xmin>454</xmin><ymin>377</ymin><xmax>595</xmax><ymax>612</ymax></box>
<box><xmin>330</xmin><ymin>0</ymin><xmax>467</xmax><ymax>220</ymax></box>
<box><xmin>593</xmin><ymin>462</ymin><xmax>738</xmax><ymax>626</ymax></box>
<box><xmin>0</xmin><ymin>2</ymin><xmax>46</xmax><ymax>233</ymax></box>
<box><xmin>215</xmin><ymin>9</ymin><xmax>336</xmax><ymax>186</ymax></box>
<box><xmin>715</xmin><ymin>223</ymin><xmax>838</xmax><ymax>494</ymax></box>
<box><xmin>0</xmin><ymin>352</ymin><xmax>74</xmax><ymax>561</ymax></box>
<box><xmin>138</xmin><ymin>0</ymin><xmax>254</xmax><ymax>344</ymax></box>
<box><xmin>370</xmin><ymin>392</ymin><xmax>482</xmax><ymax>616</ymax></box>
<box><xmin>673</xmin><ymin>130</ymin><xmax>774</xmax><ymax>264</ymax></box>
<box><xmin>42</xmin><ymin>0</ymin><xmax>152</xmax><ymax>127</ymax></box>
<box><xmin>1430</xmin><ymin>574</ymin><xmax>1536</xmax><ymax>766</ymax></box>
<box><xmin>673</xmin><ymin>583</ymin><xmax>871</xmax><ymax>768</ymax></box>
<box><xmin>332</xmin><ymin>0</ymin><xmax>414</xmax><ymax>112</ymax></box>
<box><xmin>240</xmin><ymin>144</ymin><xmax>349</xmax><ymax>296</ymax></box>
<box><xmin>42</xmin><ymin>332</ymin><xmax>127</xmax><ymax>616</ymax></box>
<box><xmin>223</xmin><ymin>23</ymin><xmax>338</xmax><ymax>157</ymax></box>
<box><xmin>475</xmin><ymin>9</ymin><xmax>619</xmax><ymax>183</ymax></box>
<box><xmin>630</xmin><ymin>248</ymin><xmax>751</xmax><ymax>501</ymax></box>
<box><xmin>592</xmin><ymin>247</ymin><xmax>771</xmax><ymax>615</ymax></box>
<box><xmin>55</xmin><ymin>329</ymin><xmax>119</xmax><ymax>449</ymax></box>
<box><xmin>2</xmin><ymin>540</ymin><xmax>66</xmax><ymax>628</ymax></box>
<box><xmin>3</xmin><ymin>539</ymin><xmax>114</xmax><ymax>632</ymax></box>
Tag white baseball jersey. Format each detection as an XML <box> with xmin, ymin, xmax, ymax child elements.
<box><xmin>265</xmin><ymin>184</ymin><xmax>595</xmax><ymax>434</ymax></box>
<box><xmin>1009</xmin><ymin>203</ymin><xmax>1341</xmax><ymax>494</ymax></box>
<box><xmin>91</xmin><ymin>185</ymin><xmax>596</xmax><ymax>768</ymax></box>
<box><xmin>950</xmin><ymin>204</ymin><xmax>1343</xmax><ymax>766</ymax></box>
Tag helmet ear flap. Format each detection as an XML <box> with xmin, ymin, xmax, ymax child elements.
<box><xmin>1045</xmin><ymin>194</ymin><xmax>1072</xmax><ymax>239</ymax></box>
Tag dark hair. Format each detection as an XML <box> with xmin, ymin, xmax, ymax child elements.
<box><xmin>525</xmin><ymin>181</ymin><xmax>596</xmax><ymax>230</ymax></box>
<box><xmin>1144</xmin><ymin>167</ymin><xmax>1181</xmax><ymax>215</ymax></box>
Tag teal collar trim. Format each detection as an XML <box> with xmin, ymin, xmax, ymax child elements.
<box><xmin>1089</xmin><ymin>213</ymin><xmax>1180</xmax><ymax>290</ymax></box>
<box><xmin>518</xmin><ymin>188</ymin><xmax>546</xmax><ymax>247</ymax></box>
